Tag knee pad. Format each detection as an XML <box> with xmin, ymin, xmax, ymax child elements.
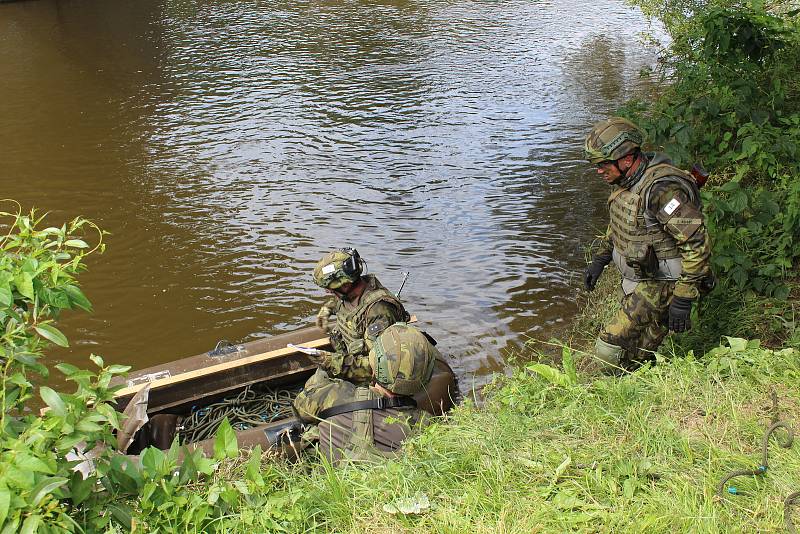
<box><xmin>595</xmin><ymin>337</ymin><xmax>624</xmax><ymax>368</ymax></box>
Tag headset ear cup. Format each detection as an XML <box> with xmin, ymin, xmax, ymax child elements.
<box><xmin>352</xmin><ymin>249</ymin><xmax>361</xmax><ymax>277</ymax></box>
<box><xmin>342</xmin><ymin>255</ymin><xmax>354</xmax><ymax>277</ymax></box>
<box><xmin>341</xmin><ymin>249</ymin><xmax>361</xmax><ymax>279</ymax></box>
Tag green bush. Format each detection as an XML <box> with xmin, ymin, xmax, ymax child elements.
<box><xmin>0</xmin><ymin>203</ymin><xmax>277</xmax><ymax>533</ymax></box>
<box><xmin>0</xmin><ymin>204</ymin><xmax>124</xmax><ymax>532</ymax></box>
<box><xmin>620</xmin><ymin>0</ymin><xmax>800</xmax><ymax>348</ymax></box>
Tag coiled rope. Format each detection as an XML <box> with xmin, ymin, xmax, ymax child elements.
<box><xmin>786</xmin><ymin>491</ymin><xmax>800</xmax><ymax>534</ymax></box>
<box><xmin>177</xmin><ymin>386</ymin><xmax>298</xmax><ymax>444</ymax></box>
<box><xmin>716</xmin><ymin>390</ymin><xmax>798</xmax><ymax>531</ymax></box>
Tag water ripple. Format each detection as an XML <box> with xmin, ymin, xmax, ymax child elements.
<box><xmin>1</xmin><ymin>0</ymin><xmax>664</xmax><ymax>389</ymax></box>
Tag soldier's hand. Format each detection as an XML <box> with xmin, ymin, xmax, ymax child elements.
<box><xmin>316</xmin><ymin>305</ymin><xmax>333</xmax><ymax>332</ymax></box>
<box><xmin>584</xmin><ymin>252</ymin><xmax>613</xmax><ymax>291</ymax></box>
<box><xmin>668</xmin><ymin>296</ymin><xmax>693</xmax><ymax>332</ymax></box>
<box><xmin>328</xmin><ymin>329</ymin><xmax>346</xmax><ymax>353</ymax></box>
<box><xmin>307</xmin><ymin>349</ymin><xmax>333</xmax><ymax>366</ymax></box>
<box><xmin>311</xmin><ymin>350</ymin><xmax>344</xmax><ymax>376</ymax></box>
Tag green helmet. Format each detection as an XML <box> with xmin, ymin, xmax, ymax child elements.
<box><xmin>368</xmin><ymin>323</ymin><xmax>438</xmax><ymax>396</ymax></box>
<box><xmin>313</xmin><ymin>248</ymin><xmax>362</xmax><ymax>289</ymax></box>
<box><xmin>584</xmin><ymin>117</ymin><xmax>645</xmax><ymax>164</ymax></box>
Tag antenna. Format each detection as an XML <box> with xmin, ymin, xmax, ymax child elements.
<box><xmin>396</xmin><ymin>272</ymin><xmax>410</xmax><ymax>299</ymax></box>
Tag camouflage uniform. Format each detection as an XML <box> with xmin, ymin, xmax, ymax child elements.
<box><xmin>317</xmin><ymin>274</ymin><xmax>408</xmax><ymax>384</ymax></box>
<box><xmin>315</xmin><ymin>323</ymin><xmax>438</xmax><ymax>464</ymax></box>
<box><xmin>317</xmin><ymin>387</ymin><xmax>429</xmax><ymax>464</ymax></box>
<box><xmin>597</xmin><ymin>153</ymin><xmax>712</xmax><ymax>367</ymax></box>
<box><xmin>295</xmin><ymin>322</ymin><xmax>437</xmax><ymax>422</ymax></box>
<box><xmin>584</xmin><ymin>119</ymin><xmax>712</xmax><ymax>370</ymax></box>
<box><xmin>296</xmin><ymin>250</ymin><xmax>408</xmax><ymax>420</ymax></box>
<box><xmin>294</xmin><ymin>368</ymin><xmax>358</xmax><ymax>423</ymax></box>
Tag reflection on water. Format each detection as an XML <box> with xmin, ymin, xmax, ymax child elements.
<box><xmin>0</xmin><ymin>0</ymin><xmax>661</xmax><ymax>389</ymax></box>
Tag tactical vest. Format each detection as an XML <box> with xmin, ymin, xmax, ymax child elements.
<box><xmin>608</xmin><ymin>155</ymin><xmax>699</xmax><ymax>283</ymax></box>
<box><xmin>335</xmin><ymin>275</ymin><xmax>407</xmax><ymax>356</ymax></box>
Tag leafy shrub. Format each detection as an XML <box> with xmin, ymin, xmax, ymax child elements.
<box><xmin>0</xmin><ymin>203</ymin><xmax>276</xmax><ymax>533</ymax></box>
<box><xmin>623</xmin><ymin>1</ymin><xmax>800</xmax><ymax>304</ymax></box>
<box><xmin>0</xmin><ymin>204</ymin><xmax>125</xmax><ymax>531</ymax></box>
<box><xmin>704</xmin><ymin>179</ymin><xmax>800</xmax><ymax>299</ymax></box>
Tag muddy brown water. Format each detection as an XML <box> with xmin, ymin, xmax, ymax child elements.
<box><xmin>1</xmin><ymin>0</ymin><xmax>661</xmax><ymax>390</ymax></box>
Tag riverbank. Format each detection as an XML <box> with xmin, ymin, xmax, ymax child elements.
<box><xmin>2</xmin><ymin>218</ymin><xmax>796</xmax><ymax>534</ymax></box>
<box><xmin>227</xmin><ymin>336</ymin><xmax>799</xmax><ymax>533</ymax></box>
<box><xmin>195</xmin><ymin>267</ymin><xmax>800</xmax><ymax>532</ymax></box>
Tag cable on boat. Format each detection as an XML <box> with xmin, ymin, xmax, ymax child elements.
<box><xmin>178</xmin><ymin>386</ymin><xmax>298</xmax><ymax>443</ymax></box>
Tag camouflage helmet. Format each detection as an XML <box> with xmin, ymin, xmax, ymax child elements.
<box><xmin>368</xmin><ymin>323</ymin><xmax>439</xmax><ymax>396</ymax></box>
<box><xmin>584</xmin><ymin>117</ymin><xmax>645</xmax><ymax>164</ymax></box>
<box><xmin>313</xmin><ymin>248</ymin><xmax>362</xmax><ymax>289</ymax></box>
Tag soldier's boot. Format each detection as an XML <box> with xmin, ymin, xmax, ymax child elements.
<box><xmin>594</xmin><ymin>337</ymin><xmax>626</xmax><ymax>374</ymax></box>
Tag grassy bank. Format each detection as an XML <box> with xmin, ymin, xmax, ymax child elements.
<box><xmin>4</xmin><ymin>212</ymin><xmax>797</xmax><ymax>534</ymax></box>
<box><xmin>209</xmin><ymin>337</ymin><xmax>799</xmax><ymax>533</ymax></box>
<box><xmin>109</xmin><ymin>271</ymin><xmax>799</xmax><ymax>532</ymax></box>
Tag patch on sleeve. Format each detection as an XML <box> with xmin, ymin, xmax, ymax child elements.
<box><xmin>367</xmin><ymin>317</ymin><xmax>390</xmax><ymax>339</ymax></box>
<box><xmin>663</xmin><ymin>198</ymin><xmax>681</xmax><ymax>216</ymax></box>
<box><xmin>321</xmin><ymin>264</ymin><xmax>336</xmax><ymax>275</ymax></box>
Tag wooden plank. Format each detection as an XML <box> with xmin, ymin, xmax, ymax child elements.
<box><xmin>141</xmin><ymin>365</ymin><xmax>317</xmax><ymax>414</ymax></box>
<box><xmin>113</xmin><ymin>336</ymin><xmax>330</xmax><ymax>398</ymax></box>
<box><xmin>113</xmin><ymin>316</ymin><xmax>418</xmax><ymax>400</ymax></box>
<box><xmin>113</xmin><ymin>325</ymin><xmax>327</xmax><ymax>388</ymax></box>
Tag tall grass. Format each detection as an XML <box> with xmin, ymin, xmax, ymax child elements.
<box><xmin>220</xmin><ymin>339</ymin><xmax>800</xmax><ymax>533</ymax></box>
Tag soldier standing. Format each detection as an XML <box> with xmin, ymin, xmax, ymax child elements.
<box><xmin>582</xmin><ymin>117</ymin><xmax>713</xmax><ymax>371</ymax></box>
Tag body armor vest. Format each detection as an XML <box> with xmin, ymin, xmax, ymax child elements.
<box><xmin>335</xmin><ymin>274</ymin><xmax>407</xmax><ymax>355</ymax></box>
<box><xmin>608</xmin><ymin>154</ymin><xmax>699</xmax><ymax>283</ymax></box>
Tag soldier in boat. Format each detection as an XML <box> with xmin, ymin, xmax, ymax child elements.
<box><xmin>302</xmin><ymin>247</ymin><xmax>409</xmax><ymax>388</ymax></box>
<box><xmin>302</xmin><ymin>322</ymin><xmax>439</xmax><ymax>463</ymax></box>
<box><xmin>292</xmin><ymin>248</ymin><xmax>438</xmax><ymax>459</ymax></box>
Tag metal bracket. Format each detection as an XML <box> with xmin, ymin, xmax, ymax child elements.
<box><xmin>208</xmin><ymin>340</ymin><xmax>244</xmax><ymax>357</ymax></box>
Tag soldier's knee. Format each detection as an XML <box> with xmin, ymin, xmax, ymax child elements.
<box><xmin>292</xmin><ymin>391</ymin><xmax>317</xmax><ymax>423</ymax></box>
<box><xmin>595</xmin><ymin>337</ymin><xmax>625</xmax><ymax>371</ymax></box>
<box><xmin>295</xmin><ymin>371</ymin><xmax>335</xmax><ymax>422</ymax></box>
<box><xmin>295</xmin><ymin>374</ymin><xmax>356</xmax><ymax>423</ymax></box>
<box><xmin>304</xmin><ymin>368</ymin><xmax>332</xmax><ymax>389</ymax></box>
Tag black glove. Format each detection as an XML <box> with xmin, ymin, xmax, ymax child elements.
<box><xmin>699</xmin><ymin>273</ymin><xmax>717</xmax><ymax>295</ymax></box>
<box><xmin>584</xmin><ymin>252</ymin><xmax>613</xmax><ymax>291</ymax></box>
<box><xmin>668</xmin><ymin>296</ymin><xmax>694</xmax><ymax>332</ymax></box>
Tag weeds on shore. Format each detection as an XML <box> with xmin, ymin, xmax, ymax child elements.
<box><xmin>241</xmin><ymin>337</ymin><xmax>800</xmax><ymax>533</ymax></box>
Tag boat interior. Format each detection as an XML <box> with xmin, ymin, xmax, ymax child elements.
<box><xmin>111</xmin><ymin>325</ymin><xmax>457</xmax><ymax>457</ymax></box>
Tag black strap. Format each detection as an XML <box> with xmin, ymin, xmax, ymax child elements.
<box><xmin>421</xmin><ymin>330</ymin><xmax>438</xmax><ymax>346</ymax></box>
<box><xmin>318</xmin><ymin>396</ymin><xmax>417</xmax><ymax>420</ymax></box>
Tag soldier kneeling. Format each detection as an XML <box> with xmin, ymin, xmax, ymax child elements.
<box><xmin>295</xmin><ymin>323</ymin><xmax>438</xmax><ymax>464</ymax></box>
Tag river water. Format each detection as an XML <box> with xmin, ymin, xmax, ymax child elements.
<box><xmin>1</xmin><ymin>0</ymin><xmax>660</xmax><ymax>389</ymax></box>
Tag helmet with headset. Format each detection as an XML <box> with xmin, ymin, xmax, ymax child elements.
<box><xmin>584</xmin><ymin>117</ymin><xmax>645</xmax><ymax>164</ymax></box>
<box><xmin>313</xmin><ymin>248</ymin><xmax>363</xmax><ymax>290</ymax></box>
